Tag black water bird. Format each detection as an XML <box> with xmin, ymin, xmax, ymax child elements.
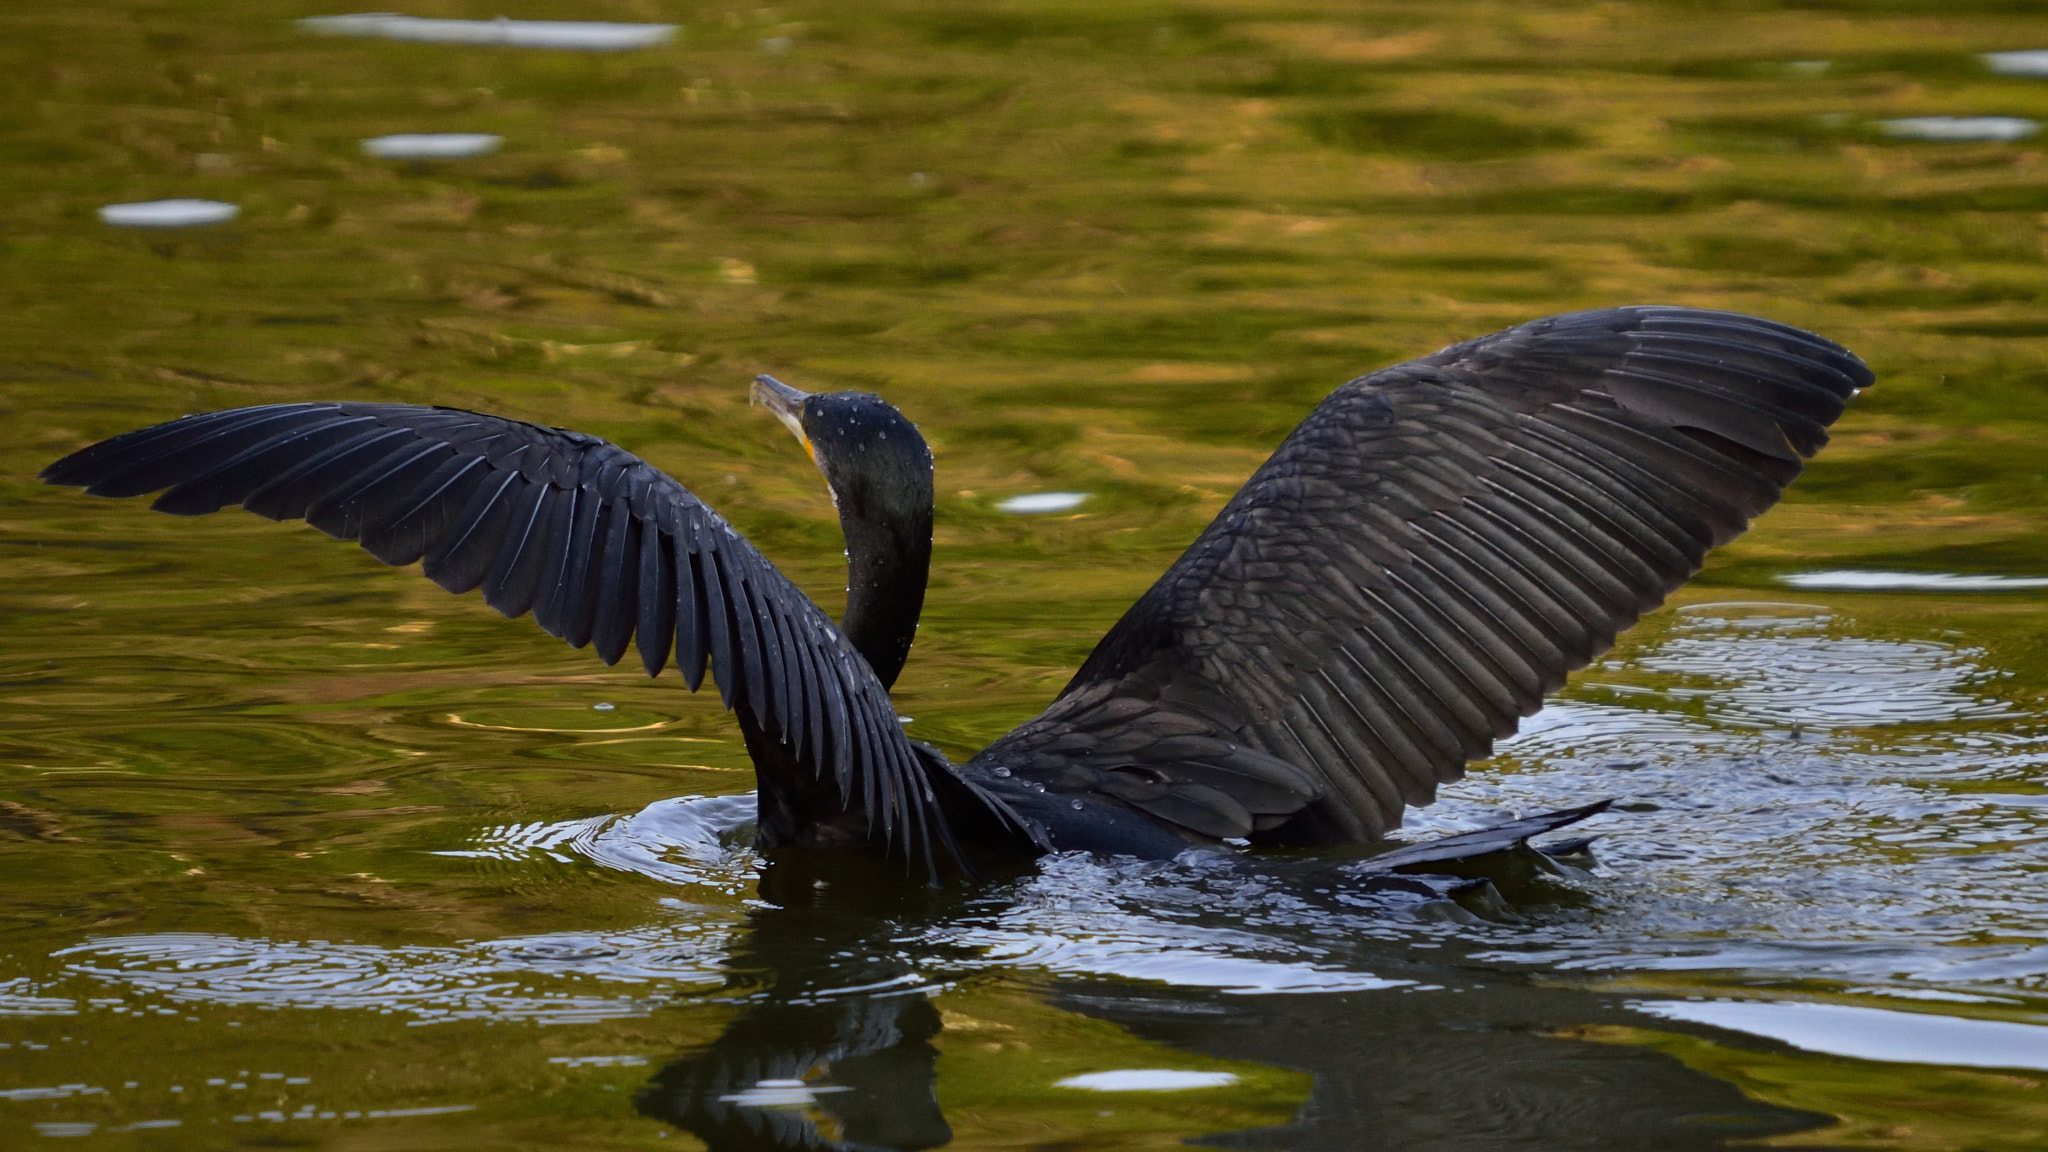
<box><xmin>40</xmin><ymin>307</ymin><xmax>1870</xmax><ymax>877</ymax></box>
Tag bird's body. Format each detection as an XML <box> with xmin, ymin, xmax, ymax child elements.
<box><xmin>41</xmin><ymin>306</ymin><xmax>1872</xmax><ymax>879</ymax></box>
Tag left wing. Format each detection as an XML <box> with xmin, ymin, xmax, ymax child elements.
<box><xmin>42</xmin><ymin>402</ymin><xmax>970</xmax><ymax>867</ymax></box>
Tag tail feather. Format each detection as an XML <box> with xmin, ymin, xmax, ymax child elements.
<box><xmin>1352</xmin><ymin>799</ymin><xmax>1612</xmax><ymax>875</ymax></box>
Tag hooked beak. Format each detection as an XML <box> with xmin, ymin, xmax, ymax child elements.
<box><xmin>750</xmin><ymin>374</ymin><xmax>814</xmax><ymax>462</ymax></box>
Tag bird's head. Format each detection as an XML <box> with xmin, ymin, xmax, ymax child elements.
<box><xmin>750</xmin><ymin>374</ymin><xmax>933</xmax><ymax>535</ymax></box>
<box><xmin>751</xmin><ymin>374</ymin><xmax>934</xmax><ymax>688</ymax></box>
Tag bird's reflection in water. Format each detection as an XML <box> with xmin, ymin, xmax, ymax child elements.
<box><xmin>636</xmin><ymin>983</ymin><xmax>949</xmax><ymax>1152</ymax></box>
<box><xmin>636</xmin><ymin>847</ymin><xmax>1834</xmax><ymax>1152</ymax></box>
<box><xmin>1076</xmin><ymin>982</ymin><xmax>1833</xmax><ymax>1152</ymax></box>
<box><xmin>635</xmin><ymin>852</ymin><xmax>968</xmax><ymax>1151</ymax></box>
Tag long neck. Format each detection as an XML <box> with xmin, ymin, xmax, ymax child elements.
<box><xmin>837</xmin><ymin>508</ymin><xmax>931</xmax><ymax>690</ymax></box>
<box><xmin>746</xmin><ymin>498</ymin><xmax>930</xmax><ymax>855</ymax></box>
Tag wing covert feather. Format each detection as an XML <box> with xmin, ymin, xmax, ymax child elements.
<box><xmin>974</xmin><ymin>307</ymin><xmax>1871</xmax><ymax>843</ymax></box>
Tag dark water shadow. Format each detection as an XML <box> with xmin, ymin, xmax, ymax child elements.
<box><xmin>634</xmin><ymin>852</ymin><xmax>1833</xmax><ymax>1152</ymax></box>
<box><xmin>634</xmin><ymin>855</ymin><xmax>971</xmax><ymax>1151</ymax></box>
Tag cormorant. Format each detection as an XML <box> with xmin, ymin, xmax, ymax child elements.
<box><xmin>40</xmin><ymin>306</ymin><xmax>1871</xmax><ymax>878</ymax></box>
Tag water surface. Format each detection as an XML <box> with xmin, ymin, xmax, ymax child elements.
<box><xmin>4</xmin><ymin>2</ymin><xmax>2048</xmax><ymax>1148</ymax></box>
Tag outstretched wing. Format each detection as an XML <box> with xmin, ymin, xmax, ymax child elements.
<box><xmin>973</xmin><ymin>307</ymin><xmax>1872</xmax><ymax>844</ymax></box>
<box><xmin>41</xmin><ymin>402</ymin><xmax>953</xmax><ymax>864</ymax></box>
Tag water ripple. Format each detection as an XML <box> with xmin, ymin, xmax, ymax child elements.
<box><xmin>50</xmin><ymin>920</ymin><xmax>737</xmax><ymax>1024</ymax></box>
<box><xmin>20</xmin><ymin>605</ymin><xmax>2048</xmax><ymax>1019</ymax></box>
<box><xmin>1637</xmin><ymin>603</ymin><xmax>2007</xmax><ymax>729</ymax></box>
<box><xmin>937</xmin><ymin>853</ymin><xmax>1415</xmax><ymax>993</ymax></box>
<box><xmin>435</xmin><ymin>792</ymin><xmax>759</xmax><ymax>894</ymax></box>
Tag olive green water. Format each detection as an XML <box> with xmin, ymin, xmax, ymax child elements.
<box><xmin>5</xmin><ymin>1</ymin><xmax>2048</xmax><ymax>1148</ymax></box>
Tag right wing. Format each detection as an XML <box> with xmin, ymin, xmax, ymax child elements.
<box><xmin>41</xmin><ymin>402</ymin><xmax>958</xmax><ymax>866</ymax></box>
<box><xmin>972</xmin><ymin>307</ymin><xmax>1872</xmax><ymax>845</ymax></box>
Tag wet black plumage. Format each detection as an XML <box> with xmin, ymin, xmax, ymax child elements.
<box><xmin>41</xmin><ymin>306</ymin><xmax>1872</xmax><ymax>876</ymax></box>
